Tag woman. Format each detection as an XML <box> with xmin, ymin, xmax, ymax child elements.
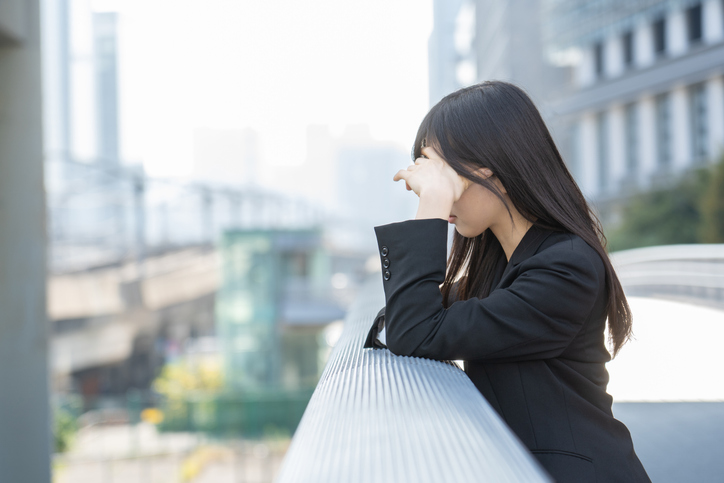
<box><xmin>363</xmin><ymin>81</ymin><xmax>651</xmax><ymax>482</ymax></box>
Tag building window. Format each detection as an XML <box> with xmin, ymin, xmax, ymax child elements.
<box><xmin>622</xmin><ymin>30</ymin><xmax>634</xmax><ymax>68</ymax></box>
<box><xmin>689</xmin><ymin>82</ymin><xmax>708</xmax><ymax>163</ymax></box>
<box><xmin>686</xmin><ymin>3</ymin><xmax>703</xmax><ymax>44</ymax></box>
<box><xmin>594</xmin><ymin>41</ymin><xmax>604</xmax><ymax>78</ymax></box>
<box><xmin>655</xmin><ymin>93</ymin><xmax>672</xmax><ymax>168</ymax></box>
<box><xmin>625</xmin><ymin>103</ymin><xmax>638</xmax><ymax>177</ymax></box>
<box><xmin>596</xmin><ymin>111</ymin><xmax>609</xmax><ymax>193</ymax></box>
<box><xmin>653</xmin><ymin>17</ymin><xmax>666</xmax><ymax>57</ymax></box>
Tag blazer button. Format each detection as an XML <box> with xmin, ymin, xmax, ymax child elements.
<box><xmin>383</xmin><ymin>270</ymin><xmax>391</xmax><ymax>281</ymax></box>
<box><xmin>381</xmin><ymin>246</ymin><xmax>389</xmax><ymax>256</ymax></box>
<box><xmin>383</xmin><ymin>258</ymin><xmax>390</xmax><ymax>268</ymax></box>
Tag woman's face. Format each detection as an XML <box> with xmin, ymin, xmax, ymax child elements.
<box><xmin>417</xmin><ymin>142</ymin><xmax>511</xmax><ymax>238</ymax></box>
<box><xmin>448</xmin><ymin>167</ymin><xmax>509</xmax><ymax>238</ymax></box>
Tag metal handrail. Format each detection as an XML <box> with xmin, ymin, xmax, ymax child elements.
<box><xmin>276</xmin><ymin>276</ymin><xmax>551</xmax><ymax>483</ymax></box>
<box><xmin>611</xmin><ymin>244</ymin><xmax>724</xmax><ymax>308</ymax></box>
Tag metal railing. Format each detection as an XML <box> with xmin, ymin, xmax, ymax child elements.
<box><xmin>611</xmin><ymin>243</ymin><xmax>724</xmax><ymax>310</ymax></box>
<box><xmin>276</xmin><ymin>276</ymin><xmax>551</xmax><ymax>483</ymax></box>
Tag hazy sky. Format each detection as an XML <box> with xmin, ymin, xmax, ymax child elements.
<box><xmin>111</xmin><ymin>0</ymin><xmax>433</xmax><ymax>178</ymax></box>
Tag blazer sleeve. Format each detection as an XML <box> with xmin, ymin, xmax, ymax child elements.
<box><xmin>375</xmin><ymin>218</ymin><xmax>601</xmax><ymax>362</ymax></box>
<box><xmin>363</xmin><ymin>306</ymin><xmax>387</xmax><ymax>349</ymax></box>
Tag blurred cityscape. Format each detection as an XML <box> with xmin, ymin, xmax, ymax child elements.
<box><xmin>1</xmin><ymin>0</ymin><xmax>723</xmax><ymax>482</ymax></box>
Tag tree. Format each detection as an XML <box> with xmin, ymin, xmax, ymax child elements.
<box><xmin>699</xmin><ymin>151</ymin><xmax>724</xmax><ymax>243</ymax></box>
<box><xmin>607</xmin><ymin>165</ymin><xmax>710</xmax><ymax>252</ymax></box>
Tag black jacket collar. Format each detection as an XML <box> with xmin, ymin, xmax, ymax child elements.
<box><xmin>509</xmin><ymin>223</ymin><xmax>557</xmax><ymax>266</ymax></box>
<box><xmin>498</xmin><ymin>223</ymin><xmax>557</xmax><ymax>283</ymax></box>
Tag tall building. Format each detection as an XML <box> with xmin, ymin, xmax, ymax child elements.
<box><xmin>475</xmin><ymin>0</ymin><xmax>571</xmax><ymax>106</ymax></box>
<box><xmin>429</xmin><ymin>0</ymin><xmax>477</xmax><ymax>106</ymax></box>
<box><xmin>430</xmin><ymin>0</ymin><xmax>724</xmax><ymax>224</ymax></box>
<box><xmin>544</xmin><ymin>0</ymin><xmax>724</xmax><ymax>222</ymax></box>
<box><xmin>43</xmin><ymin>0</ymin><xmax>130</xmax><ymax>270</ymax></box>
<box><xmin>471</xmin><ymin>0</ymin><xmax>574</xmax><ymax>174</ymax></box>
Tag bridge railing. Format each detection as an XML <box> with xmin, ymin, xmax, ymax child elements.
<box><xmin>611</xmin><ymin>244</ymin><xmax>724</xmax><ymax>309</ymax></box>
<box><xmin>276</xmin><ymin>276</ymin><xmax>551</xmax><ymax>483</ymax></box>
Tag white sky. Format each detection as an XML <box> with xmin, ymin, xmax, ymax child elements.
<box><xmin>110</xmin><ymin>0</ymin><xmax>433</xmax><ymax>178</ymax></box>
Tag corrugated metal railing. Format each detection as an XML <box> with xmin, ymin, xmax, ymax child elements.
<box><xmin>612</xmin><ymin>244</ymin><xmax>724</xmax><ymax>310</ymax></box>
<box><xmin>276</xmin><ymin>276</ymin><xmax>551</xmax><ymax>483</ymax></box>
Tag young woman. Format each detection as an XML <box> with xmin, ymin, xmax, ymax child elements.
<box><xmin>363</xmin><ymin>81</ymin><xmax>651</xmax><ymax>482</ymax></box>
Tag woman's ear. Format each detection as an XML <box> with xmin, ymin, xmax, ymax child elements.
<box><xmin>478</xmin><ymin>167</ymin><xmax>507</xmax><ymax>194</ymax></box>
<box><xmin>494</xmin><ymin>177</ymin><xmax>507</xmax><ymax>194</ymax></box>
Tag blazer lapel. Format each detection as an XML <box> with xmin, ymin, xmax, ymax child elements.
<box><xmin>495</xmin><ymin>223</ymin><xmax>556</xmax><ymax>290</ymax></box>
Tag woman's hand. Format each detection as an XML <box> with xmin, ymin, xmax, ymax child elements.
<box><xmin>393</xmin><ymin>146</ymin><xmax>471</xmax><ymax>220</ymax></box>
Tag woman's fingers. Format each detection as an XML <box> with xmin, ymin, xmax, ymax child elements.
<box><xmin>393</xmin><ymin>169</ymin><xmax>410</xmax><ymax>182</ymax></box>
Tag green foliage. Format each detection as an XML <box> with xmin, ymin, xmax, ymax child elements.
<box><xmin>53</xmin><ymin>407</ymin><xmax>78</xmax><ymax>453</ymax></box>
<box><xmin>607</xmin><ymin>166</ymin><xmax>710</xmax><ymax>252</ymax></box>
<box><xmin>606</xmin><ymin>152</ymin><xmax>724</xmax><ymax>252</ymax></box>
<box><xmin>699</xmin><ymin>151</ymin><xmax>724</xmax><ymax>243</ymax></box>
<box><xmin>153</xmin><ymin>357</ymin><xmax>224</xmax><ymax>430</ymax></box>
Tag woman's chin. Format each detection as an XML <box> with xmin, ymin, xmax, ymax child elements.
<box><xmin>454</xmin><ymin>225</ymin><xmax>472</xmax><ymax>238</ymax></box>
<box><xmin>455</xmin><ymin>224</ymin><xmax>485</xmax><ymax>238</ymax></box>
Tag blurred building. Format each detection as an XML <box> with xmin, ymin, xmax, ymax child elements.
<box><xmin>272</xmin><ymin>124</ymin><xmax>417</xmax><ymax>253</ymax></box>
<box><xmin>40</xmin><ymin>1</ymin><xmax>350</xmax><ymax>418</ymax></box>
<box><xmin>429</xmin><ymin>0</ymin><xmax>477</xmax><ymax>105</ymax></box>
<box><xmin>42</xmin><ymin>0</ymin><xmax>134</xmax><ymax>269</ymax></box>
<box><xmin>428</xmin><ymin>0</ymin><xmax>576</xmax><ymax>190</ymax></box>
<box><xmin>430</xmin><ymin>0</ymin><xmax>724</xmax><ymax>224</ymax></box>
<box><xmin>544</xmin><ymin>0</ymin><xmax>724</xmax><ymax>223</ymax></box>
<box><xmin>333</xmin><ymin>125</ymin><xmax>419</xmax><ymax>251</ymax></box>
<box><xmin>147</xmin><ymin>228</ymin><xmax>362</xmax><ymax>437</ymax></box>
<box><xmin>217</xmin><ymin>228</ymin><xmax>345</xmax><ymax>391</ymax></box>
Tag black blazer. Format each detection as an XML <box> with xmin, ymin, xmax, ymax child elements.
<box><xmin>364</xmin><ymin>219</ymin><xmax>650</xmax><ymax>483</ymax></box>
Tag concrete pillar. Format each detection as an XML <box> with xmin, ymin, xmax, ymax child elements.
<box><xmin>605</xmin><ymin>34</ymin><xmax>623</xmax><ymax>79</ymax></box>
<box><xmin>608</xmin><ymin>104</ymin><xmax>626</xmax><ymax>191</ymax></box>
<box><xmin>634</xmin><ymin>19</ymin><xmax>654</xmax><ymax>69</ymax></box>
<box><xmin>667</xmin><ymin>7</ymin><xmax>687</xmax><ymax>57</ymax></box>
<box><xmin>639</xmin><ymin>95</ymin><xmax>657</xmax><ymax>189</ymax></box>
<box><xmin>707</xmin><ymin>76</ymin><xmax>724</xmax><ymax>159</ymax></box>
<box><xmin>0</xmin><ymin>1</ymin><xmax>52</xmax><ymax>482</ymax></box>
<box><xmin>579</xmin><ymin>112</ymin><xmax>598</xmax><ymax>198</ymax></box>
<box><xmin>671</xmin><ymin>84</ymin><xmax>691</xmax><ymax>172</ymax></box>
<box><xmin>703</xmin><ymin>0</ymin><xmax>724</xmax><ymax>44</ymax></box>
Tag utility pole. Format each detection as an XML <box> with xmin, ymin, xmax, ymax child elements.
<box><xmin>0</xmin><ymin>0</ymin><xmax>52</xmax><ymax>481</ymax></box>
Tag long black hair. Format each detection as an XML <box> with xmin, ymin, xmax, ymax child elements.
<box><xmin>413</xmin><ymin>80</ymin><xmax>632</xmax><ymax>357</ymax></box>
